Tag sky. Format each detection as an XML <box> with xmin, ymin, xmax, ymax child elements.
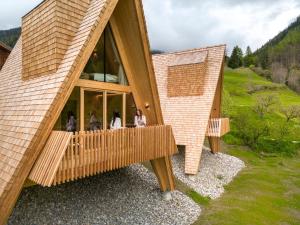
<box><xmin>0</xmin><ymin>0</ymin><xmax>300</xmax><ymax>54</ymax></box>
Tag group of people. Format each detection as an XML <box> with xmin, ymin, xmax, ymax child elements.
<box><xmin>66</xmin><ymin>109</ymin><xmax>147</xmax><ymax>132</ymax></box>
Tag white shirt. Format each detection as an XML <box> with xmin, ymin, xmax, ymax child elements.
<box><xmin>134</xmin><ymin>115</ymin><xmax>146</xmax><ymax>127</ymax></box>
<box><xmin>110</xmin><ymin>117</ymin><xmax>122</xmax><ymax>130</ymax></box>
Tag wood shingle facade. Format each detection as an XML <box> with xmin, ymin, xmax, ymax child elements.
<box><xmin>0</xmin><ymin>1</ymin><xmax>177</xmax><ymax>223</ymax></box>
<box><xmin>153</xmin><ymin>46</ymin><xmax>230</xmax><ymax>175</ymax></box>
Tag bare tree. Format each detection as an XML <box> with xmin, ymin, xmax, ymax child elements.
<box><xmin>253</xmin><ymin>94</ymin><xmax>280</xmax><ymax>118</ymax></box>
<box><xmin>281</xmin><ymin>105</ymin><xmax>300</xmax><ymax>122</ymax></box>
<box><xmin>271</xmin><ymin>62</ymin><xmax>288</xmax><ymax>84</ymax></box>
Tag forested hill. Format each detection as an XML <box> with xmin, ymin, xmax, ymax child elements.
<box><xmin>254</xmin><ymin>16</ymin><xmax>300</xmax><ymax>93</ymax></box>
<box><xmin>0</xmin><ymin>27</ymin><xmax>21</xmax><ymax>48</ymax></box>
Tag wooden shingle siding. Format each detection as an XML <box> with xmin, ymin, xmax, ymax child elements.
<box><xmin>0</xmin><ymin>1</ymin><xmax>116</xmax><ymax>223</ymax></box>
<box><xmin>22</xmin><ymin>0</ymin><xmax>90</xmax><ymax>79</ymax></box>
<box><xmin>168</xmin><ymin>61</ymin><xmax>207</xmax><ymax>97</ymax></box>
<box><xmin>0</xmin><ymin>0</ymin><xmax>177</xmax><ymax>223</ymax></box>
<box><xmin>153</xmin><ymin>45</ymin><xmax>226</xmax><ymax>175</ymax></box>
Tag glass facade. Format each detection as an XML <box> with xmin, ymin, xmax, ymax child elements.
<box><xmin>80</xmin><ymin>25</ymin><xmax>128</xmax><ymax>85</ymax></box>
<box><xmin>54</xmin><ymin>87</ymin><xmax>80</xmax><ymax>132</ymax></box>
<box><xmin>54</xmin><ymin>89</ymin><xmax>137</xmax><ymax>132</ymax></box>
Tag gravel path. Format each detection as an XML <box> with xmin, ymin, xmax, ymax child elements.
<box><xmin>172</xmin><ymin>146</ymin><xmax>245</xmax><ymax>199</ymax></box>
<box><xmin>8</xmin><ymin>164</ymin><xmax>200</xmax><ymax>225</ymax></box>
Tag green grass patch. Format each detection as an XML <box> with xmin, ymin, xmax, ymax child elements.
<box><xmin>187</xmin><ymin>190</ymin><xmax>211</xmax><ymax>206</ymax></box>
<box><xmin>194</xmin><ymin>147</ymin><xmax>300</xmax><ymax>225</ymax></box>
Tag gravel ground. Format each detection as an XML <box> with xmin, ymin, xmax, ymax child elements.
<box><xmin>8</xmin><ymin>164</ymin><xmax>201</xmax><ymax>225</ymax></box>
<box><xmin>172</xmin><ymin>146</ymin><xmax>245</xmax><ymax>199</ymax></box>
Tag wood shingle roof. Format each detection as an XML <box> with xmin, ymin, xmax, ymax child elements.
<box><xmin>153</xmin><ymin>45</ymin><xmax>226</xmax><ymax>174</ymax></box>
<box><xmin>0</xmin><ymin>0</ymin><xmax>118</xmax><ymax>222</ymax></box>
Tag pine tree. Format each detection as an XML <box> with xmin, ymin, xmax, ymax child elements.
<box><xmin>244</xmin><ymin>46</ymin><xmax>256</xmax><ymax>67</ymax></box>
<box><xmin>228</xmin><ymin>46</ymin><xmax>243</xmax><ymax>69</ymax></box>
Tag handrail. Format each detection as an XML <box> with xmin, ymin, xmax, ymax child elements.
<box><xmin>206</xmin><ymin>118</ymin><xmax>230</xmax><ymax>137</ymax></box>
<box><xmin>52</xmin><ymin>125</ymin><xmax>177</xmax><ymax>186</ymax></box>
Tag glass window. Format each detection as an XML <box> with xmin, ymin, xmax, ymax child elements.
<box><xmin>54</xmin><ymin>87</ymin><xmax>80</xmax><ymax>132</ymax></box>
<box><xmin>81</xmin><ymin>25</ymin><xmax>128</xmax><ymax>85</ymax></box>
<box><xmin>84</xmin><ymin>91</ymin><xmax>103</xmax><ymax>131</ymax></box>
<box><xmin>126</xmin><ymin>94</ymin><xmax>137</xmax><ymax>127</ymax></box>
<box><xmin>107</xmin><ymin>93</ymin><xmax>123</xmax><ymax>129</ymax></box>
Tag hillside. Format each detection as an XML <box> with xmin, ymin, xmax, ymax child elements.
<box><xmin>0</xmin><ymin>27</ymin><xmax>21</xmax><ymax>47</ymax></box>
<box><xmin>223</xmin><ymin>67</ymin><xmax>300</xmax><ymax>154</ymax></box>
<box><xmin>254</xmin><ymin>16</ymin><xmax>300</xmax><ymax>93</ymax></box>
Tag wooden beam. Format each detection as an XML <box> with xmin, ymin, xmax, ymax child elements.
<box><xmin>150</xmin><ymin>156</ymin><xmax>175</xmax><ymax>192</ymax></box>
<box><xmin>103</xmin><ymin>91</ymin><xmax>107</xmax><ymax>130</ymax></box>
<box><xmin>208</xmin><ymin>60</ymin><xmax>225</xmax><ymax>153</ymax></box>
<box><xmin>76</xmin><ymin>79</ymin><xmax>132</xmax><ymax>93</ymax></box>
<box><xmin>122</xmin><ymin>93</ymin><xmax>126</xmax><ymax>127</ymax></box>
<box><xmin>80</xmin><ymin>88</ymin><xmax>84</xmax><ymax>131</ymax></box>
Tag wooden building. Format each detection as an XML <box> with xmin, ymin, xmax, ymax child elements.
<box><xmin>0</xmin><ymin>41</ymin><xmax>11</xmax><ymax>70</ymax></box>
<box><xmin>0</xmin><ymin>0</ymin><xmax>178</xmax><ymax>223</ymax></box>
<box><xmin>153</xmin><ymin>46</ymin><xmax>230</xmax><ymax>175</ymax></box>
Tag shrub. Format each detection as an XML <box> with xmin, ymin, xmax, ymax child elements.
<box><xmin>233</xmin><ymin>111</ymin><xmax>270</xmax><ymax>148</ymax></box>
<box><xmin>256</xmin><ymin>139</ymin><xmax>299</xmax><ymax>156</ymax></box>
<box><xmin>250</xmin><ymin>67</ymin><xmax>272</xmax><ymax>80</ymax></box>
<box><xmin>253</xmin><ymin>94</ymin><xmax>280</xmax><ymax>118</ymax></box>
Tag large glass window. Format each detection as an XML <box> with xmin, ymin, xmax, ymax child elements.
<box><xmin>84</xmin><ymin>91</ymin><xmax>103</xmax><ymax>131</ymax></box>
<box><xmin>55</xmin><ymin>89</ymin><xmax>137</xmax><ymax>132</ymax></box>
<box><xmin>54</xmin><ymin>87</ymin><xmax>80</xmax><ymax>132</ymax></box>
<box><xmin>81</xmin><ymin>25</ymin><xmax>128</xmax><ymax>85</ymax></box>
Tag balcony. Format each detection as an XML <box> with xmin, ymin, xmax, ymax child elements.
<box><xmin>206</xmin><ymin>118</ymin><xmax>230</xmax><ymax>137</ymax></box>
<box><xmin>29</xmin><ymin>125</ymin><xmax>177</xmax><ymax>187</ymax></box>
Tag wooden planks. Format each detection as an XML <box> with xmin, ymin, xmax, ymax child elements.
<box><xmin>30</xmin><ymin>125</ymin><xmax>177</xmax><ymax>187</ymax></box>
<box><xmin>206</xmin><ymin>118</ymin><xmax>230</xmax><ymax>137</ymax></box>
<box><xmin>28</xmin><ymin>131</ymin><xmax>73</xmax><ymax>186</ymax></box>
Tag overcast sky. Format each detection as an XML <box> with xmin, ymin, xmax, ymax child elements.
<box><xmin>0</xmin><ymin>0</ymin><xmax>300</xmax><ymax>54</ymax></box>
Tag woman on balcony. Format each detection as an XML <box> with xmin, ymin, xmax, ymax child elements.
<box><xmin>89</xmin><ymin>111</ymin><xmax>101</xmax><ymax>131</ymax></box>
<box><xmin>66</xmin><ymin>111</ymin><xmax>76</xmax><ymax>133</ymax></box>
<box><xmin>110</xmin><ymin>111</ymin><xmax>122</xmax><ymax>130</ymax></box>
<box><xmin>134</xmin><ymin>109</ymin><xmax>146</xmax><ymax>128</ymax></box>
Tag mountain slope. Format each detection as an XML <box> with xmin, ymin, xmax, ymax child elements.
<box><xmin>254</xmin><ymin>16</ymin><xmax>300</xmax><ymax>93</ymax></box>
<box><xmin>0</xmin><ymin>27</ymin><xmax>21</xmax><ymax>47</ymax></box>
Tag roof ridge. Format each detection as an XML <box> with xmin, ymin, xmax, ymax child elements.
<box><xmin>153</xmin><ymin>44</ymin><xmax>226</xmax><ymax>57</ymax></box>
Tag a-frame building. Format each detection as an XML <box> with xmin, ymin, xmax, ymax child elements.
<box><xmin>153</xmin><ymin>46</ymin><xmax>230</xmax><ymax>175</ymax></box>
<box><xmin>0</xmin><ymin>41</ymin><xmax>11</xmax><ymax>70</ymax></box>
<box><xmin>0</xmin><ymin>0</ymin><xmax>178</xmax><ymax>223</ymax></box>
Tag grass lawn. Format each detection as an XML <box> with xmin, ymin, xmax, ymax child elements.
<box><xmin>189</xmin><ymin>147</ymin><xmax>300</xmax><ymax>225</ymax></box>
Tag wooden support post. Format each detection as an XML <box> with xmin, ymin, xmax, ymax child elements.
<box><xmin>208</xmin><ymin>137</ymin><xmax>221</xmax><ymax>154</ymax></box>
<box><xmin>103</xmin><ymin>91</ymin><xmax>107</xmax><ymax>130</ymax></box>
<box><xmin>80</xmin><ymin>88</ymin><xmax>84</xmax><ymax>132</ymax></box>
<box><xmin>122</xmin><ymin>93</ymin><xmax>126</xmax><ymax>127</ymax></box>
<box><xmin>150</xmin><ymin>156</ymin><xmax>175</xmax><ymax>192</ymax></box>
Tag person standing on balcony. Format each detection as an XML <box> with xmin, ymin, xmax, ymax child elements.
<box><xmin>89</xmin><ymin>111</ymin><xmax>101</xmax><ymax>131</ymax></box>
<box><xmin>66</xmin><ymin>111</ymin><xmax>76</xmax><ymax>132</ymax></box>
<box><xmin>134</xmin><ymin>109</ymin><xmax>146</xmax><ymax>128</ymax></box>
<box><xmin>110</xmin><ymin>111</ymin><xmax>122</xmax><ymax>130</ymax></box>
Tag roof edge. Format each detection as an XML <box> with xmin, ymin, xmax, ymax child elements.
<box><xmin>0</xmin><ymin>41</ymin><xmax>12</xmax><ymax>52</ymax></box>
<box><xmin>152</xmin><ymin>44</ymin><xmax>226</xmax><ymax>57</ymax></box>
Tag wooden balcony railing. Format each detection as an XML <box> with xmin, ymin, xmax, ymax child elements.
<box><xmin>29</xmin><ymin>125</ymin><xmax>177</xmax><ymax>187</ymax></box>
<box><xmin>206</xmin><ymin>118</ymin><xmax>230</xmax><ymax>137</ymax></box>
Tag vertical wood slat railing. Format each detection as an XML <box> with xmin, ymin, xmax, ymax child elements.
<box><xmin>53</xmin><ymin>125</ymin><xmax>177</xmax><ymax>186</ymax></box>
<box><xmin>206</xmin><ymin>118</ymin><xmax>230</xmax><ymax>137</ymax></box>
